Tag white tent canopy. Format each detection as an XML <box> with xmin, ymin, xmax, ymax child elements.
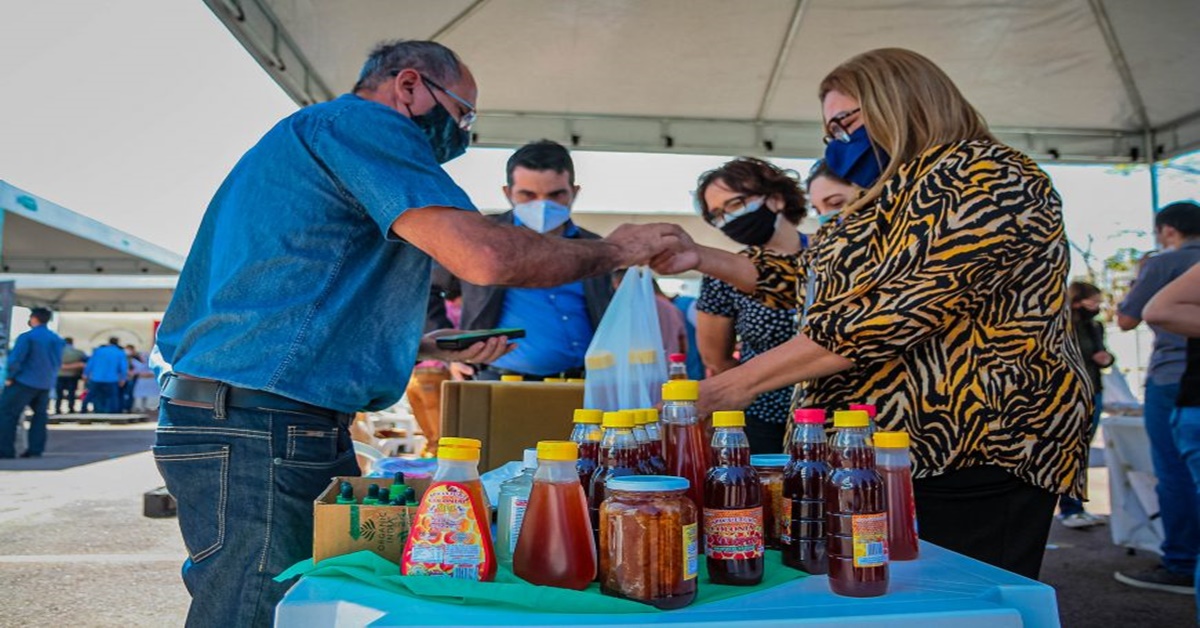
<box><xmin>0</xmin><ymin>181</ymin><xmax>183</xmax><ymax>312</ymax></box>
<box><xmin>205</xmin><ymin>0</ymin><xmax>1200</xmax><ymax>164</ymax></box>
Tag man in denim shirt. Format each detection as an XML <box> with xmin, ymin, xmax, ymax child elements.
<box><xmin>1115</xmin><ymin>201</ymin><xmax>1200</xmax><ymax>594</ymax></box>
<box><xmin>0</xmin><ymin>307</ymin><xmax>63</xmax><ymax>458</ymax></box>
<box><xmin>153</xmin><ymin>40</ymin><xmax>680</xmax><ymax>627</ymax></box>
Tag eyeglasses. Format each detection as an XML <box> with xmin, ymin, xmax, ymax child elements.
<box><xmin>823</xmin><ymin>108</ymin><xmax>860</xmax><ymax>144</ymax></box>
<box><xmin>700</xmin><ymin>195</ymin><xmax>765</xmax><ymax>228</ymax></box>
<box><xmin>422</xmin><ymin>74</ymin><xmax>477</xmax><ymax>132</ymax></box>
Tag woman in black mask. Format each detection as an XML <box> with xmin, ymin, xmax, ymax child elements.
<box><xmin>693</xmin><ymin>157</ymin><xmax>808</xmax><ymax>453</ymax></box>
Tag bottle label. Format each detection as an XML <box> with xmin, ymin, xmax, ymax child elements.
<box><xmin>780</xmin><ymin>498</ymin><xmax>793</xmax><ymax>544</ymax></box>
<box><xmin>507</xmin><ymin>497</ymin><xmax>529</xmax><ymax>554</ymax></box>
<box><xmin>401</xmin><ymin>482</ymin><xmax>493</xmax><ymax>580</ymax></box>
<box><xmin>851</xmin><ymin>512</ymin><xmax>888</xmax><ymax>567</ymax></box>
<box><xmin>682</xmin><ymin>522</ymin><xmax>698</xmax><ymax>580</ymax></box>
<box><xmin>703</xmin><ymin>507</ymin><xmax>764</xmax><ymax>560</ymax></box>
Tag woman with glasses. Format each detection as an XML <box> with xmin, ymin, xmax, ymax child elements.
<box><xmin>653</xmin><ymin>48</ymin><xmax>1091</xmax><ymax>580</ymax></box>
<box><xmin>693</xmin><ymin>158</ymin><xmax>808</xmax><ymax>453</ymax></box>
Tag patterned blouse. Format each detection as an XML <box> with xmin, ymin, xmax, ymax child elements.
<box><xmin>697</xmin><ymin>248</ymin><xmax>800</xmax><ymax>425</ymax></box>
<box><xmin>750</xmin><ymin>140</ymin><xmax>1093</xmax><ymax>498</ymax></box>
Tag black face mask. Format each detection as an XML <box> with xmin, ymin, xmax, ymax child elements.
<box><xmin>407</xmin><ymin>83</ymin><xmax>469</xmax><ymax>164</ymax></box>
<box><xmin>1078</xmin><ymin>305</ymin><xmax>1101</xmax><ymax>318</ymax></box>
<box><xmin>719</xmin><ymin>204</ymin><xmax>777</xmax><ymax>246</ymax></box>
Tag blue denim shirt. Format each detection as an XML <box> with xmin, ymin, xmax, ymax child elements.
<box><xmin>7</xmin><ymin>325</ymin><xmax>64</xmax><ymax>390</ymax></box>
<box><xmin>489</xmin><ymin>219</ymin><xmax>593</xmax><ymax>376</ymax></box>
<box><xmin>84</xmin><ymin>344</ymin><xmax>128</xmax><ymax>384</ymax></box>
<box><xmin>156</xmin><ymin>94</ymin><xmax>476</xmax><ymax>412</ymax></box>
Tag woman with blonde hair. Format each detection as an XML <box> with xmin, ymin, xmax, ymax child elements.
<box><xmin>654</xmin><ymin>48</ymin><xmax>1092</xmax><ymax>579</ymax></box>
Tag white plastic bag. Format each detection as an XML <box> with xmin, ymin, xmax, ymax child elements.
<box><xmin>584</xmin><ymin>268</ymin><xmax>668</xmax><ymax>411</ymax></box>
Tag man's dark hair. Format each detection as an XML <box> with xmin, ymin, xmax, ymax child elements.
<box><xmin>108</xmin><ymin>336</ymin><xmax>120</xmax><ymax>346</ymax></box>
<box><xmin>1155</xmin><ymin>201</ymin><xmax>1200</xmax><ymax>237</ymax></box>
<box><xmin>353</xmin><ymin>40</ymin><xmax>463</xmax><ymax>92</ymax></box>
<box><xmin>29</xmin><ymin>308</ymin><xmax>52</xmax><ymax>324</ymax></box>
<box><xmin>506</xmin><ymin>140</ymin><xmax>575</xmax><ymax>187</ymax></box>
<box><xmin>64</xmin><ymin>337</ymin><xmax>74</xmax><ymax>344</ymax></box>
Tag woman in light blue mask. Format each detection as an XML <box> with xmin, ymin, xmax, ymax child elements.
<box><xmin>804</xmin><ymin>160</ymin><xmax>859</xmax><ymax>231</ymax></box>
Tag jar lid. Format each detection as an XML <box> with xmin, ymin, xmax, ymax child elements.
<box><xmin>712</xmin><ymin>411</ymin><xmax>746</xmax><ymax>428</ymax></box>
<box><xmin>833</xmin><ymin>410</ymin><xmax>870</xmax><ymax>428</ymax></box>
<box><xmin>750</xmin><ymin>454</ymin><xmax>790</xmax><ymax>469</ymax></box>
<box><xmin>607</xmin><ymin>475</ymin><xmax>689</xmax><ymax>492</ymax></box>
<box><xmin>602</xmin><ymin>411</ymin><xmax>635</xmax><ymax>428</ymax></box>
<box><xmin>543</xmin><ymin>377</ymin><xmax>565</xmax><ymax>383</ymax></box>
<box><xmin>567</xmin><ymin>378</ymin><xmax>586</xmax><ymax>384</ymax></box>
<box><xmin>793</xmin><ymin>408</ymin><xmax>826</xmax><ymax>424</ymax></box>
<box><xmin>537</xmin><ymin>440</ymin><xmax>578</xmax><ymax>461</ymax></box>
<box><xmin>438</xmin><ymin>447</ymin><xmax>480</xmax><ymax>461</ymax></box>
<box><xmin>439</xmin><ymin>437</ymin><xmax>482</xmax><ymax>449</ymax></box>
<box><xmin>873</xmin><ymin>431</ymin><xmax>910</xmax><ymax>448</ymax></box>
<box><xmin>573</xmin><ymin>409</ymin><xmax>603</xmax><ymax>424</ymax></box>
<box><xmin>662</xmin><ymin>380</ymin><xmax>699</xmax><ymax>401</ymax></box>
<box><xmin>586</xmin><ymin>352</ymin><xmax>615</xmax><ymax>370</ymax></box>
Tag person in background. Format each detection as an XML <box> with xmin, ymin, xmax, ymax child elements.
<box><xmin>152</xmin><ymin>40</ymin><xmax>678</xmax><ymax>626</ymax></box>
<box><xmin>120</xmin><ymin>344</ymin><xmax>139</xmax><ymax>413</ymax></box>
<box><xmin>83</xmin><ymin>338</ymin><xmax>127</xmax><ymax>414</ymax></box>
<box><xmin>1144</xmin><ymin>262</ymin><xmax>1200</xmax><ymax>612</ymax></box>
<box><xmin>55</xmin><ymin>337</ymin><xmax>87</xmax><ymax>414</ymax></box>
<box><xmin>654</xmin><ymin>280</ymin><xmax>688</xmax><ymax>357</ymax></box>
<box><xmin>805</xmin><ymin>159</ymin><xmax>859</xmax><ymax>227</ymax></box>
<box><xmin>129</xmin><ymin>350</ymin><xmax>159</xmax><ymax>414</ymax></box>
<box><xmin>1059</xmin><ymin>281</ymin><xmax>1113</xmax><ymax>529</ymax></box>
<box><xmin>428</xmin><ymin>140</ymin><xmax>615</xmax><ymax>381</ymax></box>
<box><xmin>0</xmin><ymin>307</ymin><xmax>64</xmax><ymax>458</ymax></box>
<box><xmin>693</xmin><ymin>157</ymin><xmax>808</xmax><ymax>453</ymax></box>
<box><xmin>670</xmin><ymin>290</ymin><xmax>706</xmax><ymax>379</ymax></box>
<box><xmin>1115</xmin><ymin>200</ymin><xmax>1200</xmax><ymax>594</ymax></box>
<box><xmin>654</xmin><ymin>48</ymin><xmax>1091</xmax><ymax>578</ymax></box>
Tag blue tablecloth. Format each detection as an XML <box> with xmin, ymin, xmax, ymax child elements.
<box><xmin>275</xmin><ymin>542</ymin><xmax>1059</xmax><ymax>627</ymax></box>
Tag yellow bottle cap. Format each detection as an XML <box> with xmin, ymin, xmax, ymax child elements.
<box><xmin>566</xmin><ymin>378</ymin><xmax>586</xmax><ymax>384</ymax></box>
<box><xmin>602</xmin><ymin>411</ymin><xmax>635</xmax><ymax>428</ymax></box>
<box><xmin>573</xmin><ymin>409</ymin><xmax>603</xmax><ymax>425</ymax></box>
<box><xmin>833</xmin><ymin>410</ymin><xmax>870</xmax><ymax>428</ymax></box>
<box><xmin>633</xmin><ymin>409</ymin><xmax>648</xmax><ymax>426</ymax></box>
<box><xmin>662</xmin><ymin>380</ymin><xmax>699</xmax><ymax>401</ymax></box>
<box><xmin>645</xmin><ymin>408</ymin><xmax>660</xmax><ymax>424</ymax></box>
<box><xmin>543</xmin><ymin>377</ymin><xmax>566</xmax><ymax>383</ymax></box>
<box><xmin>537</xmin><ymin>440</ymin><xmax>579</xmax><ymax>461</ymax></box>
<box><xmin>438</xmin><ymin>446</ymin><xmax>480</xmax><ymax>461</ymax></box>
<box><xmin>439</xmin><ymin>437</ymin><xmax>482</xmax><ymax>449</ymax></box>
<box><xmin>629</xmin><ymin>349</ymin><xmax>658</xmax><ymax>365</ymax></box>
<box><xmin>500</xmin><ymin>375</ymin><xmax>523</xmax><ymax>382</ymax></box>
<box><xmin>712</xmin><ymin>411</ymin><xmax>746</xmax><ymax>428</ymax></box>
<box><xmin>873</xmin><ymin>431</ymin><xmax>910</xmax><ymax>448</ymax></box>
<box><xmin>586</xmin><ymin>352</ymin><xmax>615</xmax><ymax>370</ymax></box>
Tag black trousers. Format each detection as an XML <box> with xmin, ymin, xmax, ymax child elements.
<box><xmin>913</xmin><ymin>465</ymin><xmax>1058</xmax><ymax>580</ymax></box>
<box><xmin>744</xmin><ymin>418</ymin><xmax>787</xmax><ymax>455</ymax></box>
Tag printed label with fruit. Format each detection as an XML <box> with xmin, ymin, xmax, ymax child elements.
<box><xmin>703</xmin><ymin>507</ymin><xmax>764</xmax><ymax>560</ymax></box>
<box><xmin>401</xmin><ymin>482</ymin><xmax>495</xmax><ymax>580</ymax></box>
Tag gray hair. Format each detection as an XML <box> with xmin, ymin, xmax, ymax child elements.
<box><xmin>353</xmin><ymin>40</ymin><xmax>463</xmax><ymax>92</ymax></box>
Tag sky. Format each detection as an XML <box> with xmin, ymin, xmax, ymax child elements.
<box><xmin>0</xmin><ymin>0</ymin><xmax>1194</xmax><ymax>276</ymax></box>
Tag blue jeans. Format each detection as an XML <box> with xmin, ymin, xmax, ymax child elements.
<box><xmin>88</xmin><ymin>382</ymin><xmax>120</xmax><ymax>414</ymax></box>
<box><xmin>1171</xmin><ymin>406</ymin><xmax>1200</xmax><ymax>609</ymax></box>
<box><xmin>0</xmin><ymin>382</ymin><xmax>50</xmax><ymax>457</ymax></box>
<box><xmin>1144</xmin><ymin>381</ymin><xmax>1197</xmax><ymax>575</ymax></box>
<box><xmin>1060</xmin><ymin>391</ymin><xmax>1104</xmax><ymax>516</ymax></box>
<box><xmin>154</xmin><ymin>401</ymin><xmax>360</xmax><ymax>627</ymax></box>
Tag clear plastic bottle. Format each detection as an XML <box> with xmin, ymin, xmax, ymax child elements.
<box><xmin>849</xmin><ymin>403</ymin><xmax>877</xmax><ymax>443</ymax></box>
<box><xmin>632</xmin><ymin>410</ymin><xmax>667</xmax><ymax>475</ymax></box>
<box><xmin>496</xmin><ymin>448</ymin><xmax>538</xmax><ymax>566</ymax></box>
<box><xmin>570</xmin><ymin>409</ymin><xmax>604</xmax><ymax>487</ymax></box>
<box><xmin>782</xmin><ymin>408</ymin><xmax>829</xmax><ymax>574</ymax></box>
<box><xmin>513</xmin><ymin>441</ymin><xmax>597</xmax><ymax>590</ymax></box>
<box><xmin>584</xmin><ymin>352</ymin><xmax>618</xmax><ymax>411</ymax></box>
<box><xmin>668</xmin><ymin>353</ymin><xmax>688</xmax><ymax>380</ymax></box>
<box><xmin>661</xmin><ymin>380</ymin><xmax>708</xmax><ymax>530</ymax></box>
<box><xmin>588</xmin><ymin>411</ymin><xmax>641</xmax><ymax>549</ymax></box>
<box><xmin>875</xmin><ymin>431</ymin><xmax>919</xmax><ymax>561</ymax></box>
<box><xmin>826</xmin><ymin>410</ymin><xmax>888</xmax><ymax>597</ymax></box>
<box><xmin>644</xmin><ymin>408</ymin><xmax>663</xmax><ymax>452</ymax></box>
<box><xmin>704</xmin><ymin>411</ymin><xmax>764</xmax><ymax>586</ymax></box>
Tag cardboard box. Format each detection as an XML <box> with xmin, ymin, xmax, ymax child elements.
<box><xmin>440</xmin><ymin>381</ymin><xmax>584</xmax><ymax>470</ymax></box>
<box><xmin>312</xmin><ymin>476</ymin><xmax>429</xmax><ymax>563</ymax></box>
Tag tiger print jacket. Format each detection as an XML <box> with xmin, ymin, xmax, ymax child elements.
<box><xmin>750</xmin><ymin>140</ymin><xmax>1094</xmax><ymax>498</ymax></box>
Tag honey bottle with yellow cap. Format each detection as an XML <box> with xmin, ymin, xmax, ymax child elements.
<box><xmin>704</xmin><ymin>410</ymin><xmax>764</xmax><ymax>586</ymax></box>
<box><xmin>827</xmin><ymin>410</ymin><xmax>888</xmax><ymax>597</ymax></box>
<box><xmin>513</xmin><ymin>440</ymin><xmax>597</xmax><ymax>590</ymax></box>
<box><xmin>569</xmin><ymin>409</ymin><xmax>604</xmax><ymax>487</ymax></box>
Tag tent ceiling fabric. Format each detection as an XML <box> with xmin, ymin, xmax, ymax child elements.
<box><xmin>208</xmin><ymin>0</ymin><xmax>1200</xmax><ymax>162</ymax></box>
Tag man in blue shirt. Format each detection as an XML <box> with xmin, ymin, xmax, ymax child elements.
<box><xmin>428</xmin><ymin>140</ymin><xmax>614</xmax><ymax>380</ymax></box>
<box><xmin>152</xmin><ymin>40</ymin><xmax>680</xmax><ymax>627</ymax></box>
<box><xmin>84</xmin><ymin>338</ymin><xmax>128</xmax><ymax>414</ymax></box>
<box><xmin>0</xmin><ymin>307</ymin><xmax>64</xmax><ymax>458</ymax></box>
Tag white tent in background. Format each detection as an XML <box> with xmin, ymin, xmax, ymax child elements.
<box><xmin>203</xmin><ymin>0</ymin><xmax>1200</xmax><ymax>165</ymax></box>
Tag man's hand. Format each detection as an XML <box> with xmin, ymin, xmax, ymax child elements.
<box><xmin>605</xmin><ymin>223</ymin><xmax>691</xmax><ymax>269</ymax></box>
<box><xmin>448</xmin><ymin>362</ymin><xmax>475</xmax><ymax>381</ymax></box>
<box><xmin>1093</xmin><ymin>350</ymin><xmax>1114</xmax><ymax>367</ymax></box>
<box><xmin>418</xmin><ymin>329</ymin><xmax>515</xmax><ymax>364</ymax></box>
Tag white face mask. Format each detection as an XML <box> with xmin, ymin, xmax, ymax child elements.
<box><xmin>512</xmin><ymin>199</ymin><xmax>571</xmax><ymax>233</ymax></box>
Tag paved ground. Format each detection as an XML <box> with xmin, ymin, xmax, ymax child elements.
<box><xmin>0</xmin><ymin>423</ymin><xmax>1193</xmax><ymax>627</ymax></box>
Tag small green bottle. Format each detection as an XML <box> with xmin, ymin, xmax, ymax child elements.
<box><xmin>362</xmin><ymin>483</ymin><xmax>381</xmax><ymax>505</ymax></box>
<box><xmin>335</xmin><ymin>481</ymin><xmax>356</xmax><ymax>505</ymax></box>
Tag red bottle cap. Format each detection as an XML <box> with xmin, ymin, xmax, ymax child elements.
<box><xmin>793</xmin><ymin>409</ymin><xmax>826</xmax><ymax>424</ymax></box>
<box><xmin>849</xmin><ymin>403</ymin><xmax>877</xmax><ymax>419</ymax></box>
<box><xmin>668</xmin><ymin>353</ymin><xmax>686</xmax><ymax>363</ymax></box>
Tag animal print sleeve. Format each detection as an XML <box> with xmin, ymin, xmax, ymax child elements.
<box><xmin>746</xmin><ymin>246</ymin><xmax>803</xmax><ymax>310</ymax></box>
<box><xmin>804</xmin><ymin>144</ymin><xmax>1060</xmax><ymax>364</ymax></box>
